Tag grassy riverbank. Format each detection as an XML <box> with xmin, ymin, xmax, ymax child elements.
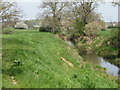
<box><xmin>2</xmin><ymin>29</ymin><xmax>118</xmax><ymax>88</ymax></box>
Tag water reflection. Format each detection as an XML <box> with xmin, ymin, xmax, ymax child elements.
<box><xmin>81</xmin><ymin>53</ymin><xmax>119</xmax><ymax>77</ymax></box>
<box><xmin>98</xmin><ymin>57</ymin><xmax>119</xmax><ymax>77</ymax></box>
<box><xmin>82</xmin><ymin>54</ymin><xmax>100</xmax><ymax>64</ymax></box>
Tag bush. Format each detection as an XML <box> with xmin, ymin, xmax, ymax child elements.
<box><xmin>39</xmin><ymin>27</ymin><xmax>52</xmax><ymax>32</ymax></box>
<box><xmin>2</xmin><ymin>28</ymin><xmax>13</xmax><ymax>34</ymax></box>
<box><xmin>2</xmin><ymin>31</ymin><xmax>12</xmax><ymax>34</ymax></box>
<box><xmin>14</xmin><ymin>22</ymin><xmax>28</xmax><ymax>29</ymax></box>
<box><xmin>84</xmin><ymin>21</ymin><xmax>106</xmax><ymax>37</ymax></box>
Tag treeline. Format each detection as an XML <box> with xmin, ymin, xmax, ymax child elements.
<box><xmin>38</xmin><ymin>1</ymin><xmax>106</xmax><ymax>43</ymax></box>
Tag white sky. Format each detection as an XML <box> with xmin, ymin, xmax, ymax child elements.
<box><xmin>5</xmin><ymin>0</ymin><xmax>119</xmax><ymax>22</ymax></box>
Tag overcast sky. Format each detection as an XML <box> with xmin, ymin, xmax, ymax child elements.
<box><xmin>6</xmin><ymin>0</ymin><xmax>118</xmax><ymax>22</ymax></box>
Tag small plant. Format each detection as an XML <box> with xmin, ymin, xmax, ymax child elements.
<box><xmin>13</xmin><ymin>59</ymin><xmax>21</xmax><ymax>66</ymax></box>
<box><xmin>95</xmin><ymin>65</ymin><xmax>106</xmax><ymax>70</ymax></box>
<box><xmin>8</xmin><ymin>59</ymin><xmax>23</xmax><ymax>76</ymax></box>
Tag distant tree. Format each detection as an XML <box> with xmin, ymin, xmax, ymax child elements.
<box><xmin>24</xmin><ymin>19</ymin><xmax>40</xmax><ymax>29</ymax></box>
<box><xmin>0</xmin><ymin>0</ymin><xmax>22</xmax><ymax>28</ymax></box>
<box><xmin>112</xmin><ymin>1</ymin><xmax>120</xmax><ymax>6</ymax></box>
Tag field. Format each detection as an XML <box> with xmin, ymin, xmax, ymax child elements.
<box><xmin>2</xmin><ymin>29</ymin><xmax>118</xmax><ymax>88</ymax></box>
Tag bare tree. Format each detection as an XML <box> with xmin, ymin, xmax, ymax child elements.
<box><xmin>0</xmin><ymin>0</ymin><xmax>22</xmax><ymax>28</ymax></box>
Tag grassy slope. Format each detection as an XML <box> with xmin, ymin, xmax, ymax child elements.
<box><xmin>78</xmin><ymin>29</ymin><xmax>118</xmax><ymax>56</ymax></box>
<box><xmin>92</xmin><ymin>29</ymin><xmax>118</xmax><ymax>55</ymax></box>
<box><xmin>89</xmin><ymin>29</ymin><xmax>119</xmax><ymax>67</ymax></box>
<box><xmin>2</xmin><ymin>29</ymin><xmax>118</xmax><ymax>88</ymax></box>
<box><xmin>77</xmin><ymin>29</ymin><xmax>119</xmax><ymax>67</ymax></box>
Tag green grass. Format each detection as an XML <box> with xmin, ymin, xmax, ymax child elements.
<box><xmin>83</xmin><ymin>29</ymin><xmax>118</xmax><ymax>56</ymax></box>
<box><xmin>97</xmin><ymin>29</ymin><xmax>117</xmax><ymax>55</ymax></box>
<box><xmin>2</xmin><ymin>29</ymin><xmax>118</xmax><ymax>88</ymax></box>
<box><xmin>98</xmin><ymin>29</ymin><xmax>112</xmax><ymax>37</ymax></box>
<box><xmin>77</xmin><ymin>28</ymin><xmax>119</xmax><ymax>67</ymax></box>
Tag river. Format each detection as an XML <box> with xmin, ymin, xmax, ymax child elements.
<box><xmin>81</xmin><ymin>53</ymin><xmax>119</xmax><ymax>77</ymax></box>
<box><xmin>65</xmin><ymin>40</ymin><xmax>120</xmax><ymax>77</ymax></box>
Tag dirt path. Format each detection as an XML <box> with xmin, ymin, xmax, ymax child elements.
<box><xmin>11</xmin><ymin>76</ymin><xmax>17</xmax><ymax>85</ymax></box>
<box><xmin>61</xmin><ymin>57</ymin><xmax>74</xmax><ymax>67</ymax></box>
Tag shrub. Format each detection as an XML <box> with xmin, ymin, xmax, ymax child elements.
<box><xmin>2</xmin><ymin>28</ymin><xmax>13</xmax><ymax>34</ymax></box>
<box><xmin>2</xmin><ymin>31</ymin><xmax>12</xmax><ymax>34</ymax></box>
<box><xmin>84</xmin><ymin>21</ymin><xmax>106</xmax><ymax>37</ymax></box>
<box><xmin>39</xmin><ymin>27</ymin><xmax>52</xmax><ymax>32</ymax></box>
<box><xmin>15</xmin><ymin>22</ymin><xmax>28</xmax><ymax>29</ymax></box>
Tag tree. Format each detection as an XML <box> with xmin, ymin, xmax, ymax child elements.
<box><xmin>38</xmin><ymin>1</ymin><xmax>104</xmax><ymax>44</ymax></box>
<box><xmin>38</xmin><ymin>2</ymin><xmax>69</xmax><ymax>33</ymax></box>
<box><xmin>68</xmin><ymin>18</ymin><xmax>85</xmax><ymax>43</ymax></box>
<box><xmin>112</xmin><ymin>1</ymin><xmax>120</xmax><ymax>6</ymax></box>
<box><xmin>71</xmin><ymin>0</ymin><xmax>101</xmax><ymax>26</ymax></box>
<box><xmin>65</xmin><ymin>0</ymin><xmax>102</xmax><ymax>41</ymax></box>
<box><xmin>24</xmin><ymin>19</ymin><xmax>40</xmax><ymax>29</ymax></box>
<box><xmin>73</xmin><ymin>18</ymin><xmax>85</xmax><ymax>36</ymax></box>
<box><xmin>0</xmin><ymin>0</ymin><xmax>22</xmax><ymax>28</ymax></box>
